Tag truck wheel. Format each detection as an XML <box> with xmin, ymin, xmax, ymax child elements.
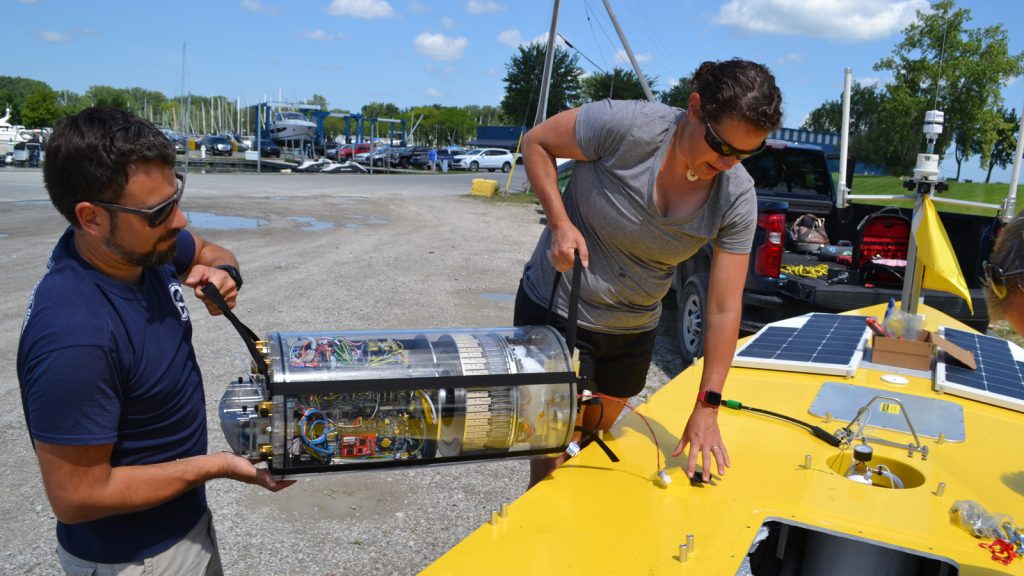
<box><xmin>469</xmin><ymin>161</ymin><xmax>479</xmax><ymax>172</ymax></box>
<box><xmin>677</xmin><ymin>273</ymin><xmax>709</xmax><ymax>367</ymax></box>
<box><xmin>501</xmin><ymin>162</ymin><xmax>512</xmax><ymax>173</ymax></box>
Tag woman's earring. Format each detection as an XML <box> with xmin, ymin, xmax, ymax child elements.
<box><xmin>686</xmin><ymin>169</ymin><xmax>698</xmax><ymax>182</ymax></box>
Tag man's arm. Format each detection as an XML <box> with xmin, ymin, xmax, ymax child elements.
<box><xmin>34</xmin><ymin>441</ymin><xmax>291</xmax><ymax>525</ymax></box>
<box><xmin>181</xmin><ymin>230</ymin><xmax>241</xmax><ymax>315</ymax></box>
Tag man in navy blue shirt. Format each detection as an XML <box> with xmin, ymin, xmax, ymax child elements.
<box><xmin>17</xmin><ymin>107</ymin><xmax>292</xmax><ymax>575</ymax></box>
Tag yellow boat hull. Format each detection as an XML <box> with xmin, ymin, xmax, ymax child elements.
<box><xmin>426</xmin><ymin>304</ymin><xmax>1024</xmax><ymax>575</ymax></box>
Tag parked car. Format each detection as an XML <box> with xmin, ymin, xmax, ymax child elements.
<box><xmin>359</xmin><ymin>146</ymin><xmax>394</xmax><ymax>167</ymax></box>
<box><xmin>451</xmin><ymin>148</ymin><xmax>515</xmax><ymax>172</ymax></box>
<box><xmin>12</xmin><ymin>140</ymin><xmax>43</xmax><ymax>167</ymax></box>
<box><xmin>337</xmin><ymin>142</ymin><xmax>372</xmax><ymax>161</ymax></box>
<box><xmin>256</xmin><ymin>139</ymin><xmax>281</xmax><ymax>158</ymax></box>
<box><xmin>389</xmin><ymin>145</ymin><xmax>430</xmax><ymax>168</ymax></box>
<box><xmin>409</xmin><ymin>147</ymin><xmax>455</xmax><ymax>170</ymax></box>
<box><xmin>171</xmin><ymin>135</ymin><xmax>187</xmax><ymax>154</ymax></box>
<box><xmin>200</xmin><ymin>135</ymin><xmax>233</xmax><ymax>156</ymax></box>
<box><xmin>223</xmin><ymin>133</ymin><xmax>248</xmax><ymax>153</ymax></box>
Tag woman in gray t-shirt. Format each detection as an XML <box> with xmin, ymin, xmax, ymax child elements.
<box><xmin>517</xmin><ymin>59</ymin><xmax>782</xmax><ymax>487</ymax></box>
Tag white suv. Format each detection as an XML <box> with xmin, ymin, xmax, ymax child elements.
<box><xmin>451</xmin><ymin>148</ymin><xmax>515</xmax><ymax>172</ymax></box>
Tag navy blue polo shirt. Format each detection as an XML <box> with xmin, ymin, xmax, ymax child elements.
<box><xmin>18</xmin><ymin>227</ymin><xmax>208</xmax><ymax>563</ymax></box>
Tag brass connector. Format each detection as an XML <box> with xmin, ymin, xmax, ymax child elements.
<box><xmin>250</xmin><ymin>341</ymin><xmax>272</xmax><ymax>375</ymax></box>
<box><xmin>258</xmin><ymin>444</ymin><xmax>273</xmax><ymax>461</ymax></box>
<box><xmin>258</xmin><ymin>401</ymin><xmax>274</xmax><ymax>417</ymax></box>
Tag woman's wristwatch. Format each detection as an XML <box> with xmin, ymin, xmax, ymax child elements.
<box><xmin>697</xmin><ymin>389</ymin><xmax>722</xmax><ymax>408</ymax></box>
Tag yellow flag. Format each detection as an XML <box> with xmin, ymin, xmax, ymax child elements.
<box><xmin>914</xmin><ymin>197</ymin><xmax>973</xmax><ymax>314</ymax></box>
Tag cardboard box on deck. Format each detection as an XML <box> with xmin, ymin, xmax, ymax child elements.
<box><xmin>872</xmin><ymin>330</ymin><xmax>976</xmax><ymax>372</ymax></box>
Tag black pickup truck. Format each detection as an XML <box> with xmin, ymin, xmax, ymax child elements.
<box><xmin>672</xmin><ymin>140</ymin><xmax>1000</xmax><ymax>365</ymax></box>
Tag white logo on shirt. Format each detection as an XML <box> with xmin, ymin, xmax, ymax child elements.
<box><xmin>169</xmin><ymin>283</ymin><xmax>189</xmax><ymax>321</ymax></box>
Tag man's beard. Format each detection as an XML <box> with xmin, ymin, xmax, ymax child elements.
<box><xmin>104</xmin><ymin>216</ymin><xmax>178</xmax><ymax>268</ymax></box>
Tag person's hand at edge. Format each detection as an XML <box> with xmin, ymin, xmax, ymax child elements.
<box><xmin>672</xmin><ymin>403</ymin><xmax>730</xmax><ymax>483</ymax></box>
<box><xmin>184</xmin><ymin>265</ymin><xmax>237</xmax><ymax>316</ymax></box>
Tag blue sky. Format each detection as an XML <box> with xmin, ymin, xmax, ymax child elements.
<box><xmin>5</xmin><ymin>0</ymin><xmax>1024</xmax><ymax>182</ymax></box>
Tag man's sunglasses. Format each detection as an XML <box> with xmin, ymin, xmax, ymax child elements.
<box><xmin>92</xmin><ymin>172</ymin><xmax>185</xmax><ymax>228</ymax></box>
<box><xmin>983</xmin><ymin>260</ymin><xmax>1024</xmax><ymax>299</ymax></box>
<box><xmin>702</xmin><ymin>114</ymin><xmax>766</xmax><ymax>159</ymax></box>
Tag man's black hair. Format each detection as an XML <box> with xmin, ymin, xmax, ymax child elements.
<box><xmin>694</xmin><ymin>59</ymin><xmax>783</xmax><ymax>131</ymax></box>
<box><xmin>43</xmin><ymin>107</ymin><xmax>176</xmax><ymax>227</ymax></box>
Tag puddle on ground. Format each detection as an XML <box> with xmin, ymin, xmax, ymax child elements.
<box><xmin>342</xmin><ymin>223</ymin><xmax>365</xmax><ymax>229</ymax></box>
<box><xmin>0</xmin><ymin>232</ymin><xmax>8</xmax><ymax>239</ymax></box>
<box><xmin>14</xmin><ymin>199</ymin><xmax>51</xmax><ymax>206</ymax></box>
<box><xmin>288</xmin><ymin>216</ymin><xmax>335</xmax><ymax>231</ymax></box>
<box><xmin>480</xmin><ymin>293</ymin><xmax>516</xmax><ymax>302</ymax></box>
<box><xmin>184</xmin><ymin>211</ymin><xmax>267</xmax><ymax>230</ymax></box>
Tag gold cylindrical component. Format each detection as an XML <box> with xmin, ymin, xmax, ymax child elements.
<box><xmin>258</xmin><ymin>401</ymin><xmax>274</xmax><ymax>417</ymax></box>
<box><xmin>258</xmin><ymin>444</ymin><xmax>274</xmax><ymax>461</ymax></box>
<box><xmin>686</xmin><ymin>534</ymin><xmax>694</xmax><ymax>553</ymax></box>
<box><xmin>678</xmin><ymin>543</ymin><xmax>688</xmax><ymax>562</ymax></box>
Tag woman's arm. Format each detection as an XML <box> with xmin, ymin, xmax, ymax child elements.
<box><xmin>522</xmin><ymin>108</ymin><xmax>591</xmax><ymax>271</ymax></box>
<box><xmin>672</xmin><ymin>247</ymin><xmax>748</xmax><ymax>481</ymax></box>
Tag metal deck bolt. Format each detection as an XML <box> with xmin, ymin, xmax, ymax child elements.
<box><xmin>490</xmin><ymin>510</ymin><xmax>500</xmax><ymax>525</ymax></box>
<box><xmin>804</xmin><ymin>454</ymin><xmax>812</xmax><ymax>469</ymax></box>
<box><xmin>500</xmin><ymin>503</ymin><xmax>509</xmax><ymax>518</ymax></box>
<box><xmin>936</xmin><ymin>482</ymin><xmax>946</xmax><ymax>497</ymax></box>
<box><xmin>936</xmin><ymin>433</ymin><xmax>945</xmax><ymax>444</ymax></box>
<box><xmin>678</xmin><ymin>543</ymin><xmax>688</xmax><ymax>562</ymax></box>
<box><xmin>825</xmin><ymin>411</ymin><xmax>832</xmax><ymax>424</ymax></box>
<box><xmin>686</xmin><ymin>533</ymin><xmax>694</xmax><ymax>553</ymax></box>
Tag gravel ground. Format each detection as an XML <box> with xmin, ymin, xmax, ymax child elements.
<box><xmin>0</xmin><ymin>168</ymin><xmax>683</xmax><ymax>575</ymax></box>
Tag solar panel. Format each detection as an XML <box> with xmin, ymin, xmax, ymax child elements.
<box><xmin>935</xmin><ymin>327</ymin><xmax>1024</xmax><ymax>413</ymax></box>
<box><xmin>733</xmin><ymin>313</ymin><xmax>871</xmax><ymax>377</ymax></box>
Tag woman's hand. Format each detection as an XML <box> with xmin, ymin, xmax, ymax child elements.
<box><xmin>550</xmin><ymin>223</ymin><xmax>589</xmax><ymax>272</ymax></box>
<box><xmin>672</xmin><ymin>404</ymin><xmax>730</xmax><ymax>482</ymax></box>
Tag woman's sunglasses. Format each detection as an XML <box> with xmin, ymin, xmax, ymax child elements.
<box><xmin>91</xmin><ymin>172</ymin><xmax>185</xmax><ymax>228</ymax></box>
<box><xmin>702</xmin><ymin>114</ymin><xmax>766</xmax><ymax>159</ymax></box>
<box><xmin>983</xmin><ymin>260</ymin><xmax>1024</xmax><ymax>299</ymax></box>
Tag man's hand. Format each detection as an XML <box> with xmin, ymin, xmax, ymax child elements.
<box><xmin>671</xmin><ymin>403</ymin><xmax>730</xmax><ymax>483</ymax></box>
<box><xmin>184</xmin><ymin>265</ymin><xmax>238</xmax><ymax>316</ymax></box>
<box><xmin>218</xmin><ymin>452</ymin><xmax>295</xmax><ymax>492</ymax></box>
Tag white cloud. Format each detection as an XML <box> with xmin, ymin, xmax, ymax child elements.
<box><xmin>714</xmin><ymin>0</ymin><xmax>928</xmax><ymax>42</ymax></box>
<box><xmin>240</xmin><ymin>0</ymin><xmax>277</xmax><ymax>14</ymax></box>
<box><xmin>613</xmin><ymin>49</ymin><xmax>652</xmax><ymax>65</ymax></box>
<box><xmin>414</xmin><ymin>32</ymin><xmax>468</xmax><ymax>61</ymax></box>
<box><xmin>776</xmin><ymin>52</ymin><xmax>804</xmax><ymax>64</ymax></box>
<box><xmin>467</xmin><ymin>0</ymin><xmax>505</xmax><ymax>14</ymax></box>
<box><xmin>497</xmin><ymin>29</ymin><xmax>522</xmax><ymax>47</ymax></box>
<box><xmin>407</xmin><ymin>0</ymin><xmax>427</xmax><ymax>12</ymax></box>
<box><xmin>298</xmin><ymin>29</ymin><xmax>342</xmax><ymax>41</ymax></box>
<box><xmin>36</xmin><ymin>31</ymin><xmax>69</xmax><ymax>43</ymax></box>
<box><xmin>328</xmin><ymin>0</ymin><xmax>395</xmax><ymax>19</ymax></box>
<box><xmin>442</xmin><ymin>16</ymin><xmax>456</xmax><ymax>29</ymax></box>
<box><xmin>485</xmin><ymin>67</ymin><xmax>498</xmax><ymax>76</ymax></box>
<box><xmin>856</xmin><ymin>76</ymin><xmax>885</xmax><ymax>87</ymax></box>
<box><xmin>425</xmin><ymin>88</ymin><xmax>444</xmax><ymax>98</ymax></box>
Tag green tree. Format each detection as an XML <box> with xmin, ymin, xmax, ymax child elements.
<box><xmin>579</xmin><ymin>67</ymin><xmax>657</xmax><ymax>104</ymax></box>
<box><xmin>409</xmin><ymin>105</ymin><xmax>476</xmax><ymax>146</ymax></box>
<box><xmin>85</xmin><ymin>85</ymin><xmax>130</xmax><ymax>110</ymax></box>
<box><xmin>500</xmin><ymin>42</ymin><xmax>583</xmax><ymax>127</ymax></box>
<box><xmin>361</xmin><ymin>101</ymin><xmax>401</xmax><ymax>119</ymax></box>
<box><xmin>802</xmin><ymin>82</ymin><xmax>889</xmax><ymax>170</ymax></box>
<box><xmin>309</xmin><ymin>94</ymin><xmax>329</xmax><ymax>111</ymax></box>
<box><xmin>981</xmin><ymin>107</ymin><xmax>1019</xmax><ymax>183</ymax></box>
<box><xmin>874</xmin><ymin>0</ymin><xmax>1024</xmax><ymax>178</ymax></box>
<box><xmin>0</xmin><ymin>76</ymin><xmax>53</xmax><ymax>124</ymax></box>
<box><xmin>21</xmin><ymin>86</ymin><xmax>63</xmax><ymax>127</ymax></box>
<box><xmin>658</xmin><ymin>75</ymin><xmax>695</xmax><ymax>109</ymax></box>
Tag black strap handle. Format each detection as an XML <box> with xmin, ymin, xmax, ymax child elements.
<box><xmin>546</xmin><ymin>251</ymin><xmax>584</xmax><ymax>355</ymax></box>
<box><xmin>201</xmin><ymin>283</ymin><xmax>267</xmax><ymax>378</ymax></box>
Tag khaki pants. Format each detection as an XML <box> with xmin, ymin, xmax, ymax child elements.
<box><xmin>57</xmin><ymin>509</ymin><xmax>222</xmax><ymax>576</ymax></box>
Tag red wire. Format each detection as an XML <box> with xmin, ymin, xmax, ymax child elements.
<box><xmin>577</xmin><ymin>391</ymin><xmax>663</xmax><ymax>472</ymax></box>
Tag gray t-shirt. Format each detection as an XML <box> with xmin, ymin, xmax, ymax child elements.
<box><xmin>521</xmin><ymin>99</ymin><xmax>757</xmax><ymax>333</ymax></box>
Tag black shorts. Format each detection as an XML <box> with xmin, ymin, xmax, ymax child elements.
<box><xmin>514</xmin><ymin>283</ymin><xmax>656</xmax><ymax>398</ymax></box>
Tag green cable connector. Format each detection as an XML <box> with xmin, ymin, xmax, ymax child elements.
<box><xmin>723</xmin><ymin>399</ymin><xmax>743</xmax><ymax>410</ymax></box>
